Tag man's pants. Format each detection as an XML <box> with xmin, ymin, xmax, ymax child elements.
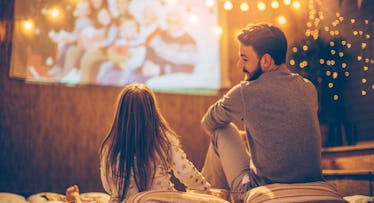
<box><xmin>201</xmin><ymin>123</ymin><xmax>254</xmax><ymax>201</ymax></box>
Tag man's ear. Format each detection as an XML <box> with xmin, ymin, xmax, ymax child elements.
<box><xmin>260</xmin><ymin>54</ymin><xmax>274</xmax><ymax>71</ymax></box>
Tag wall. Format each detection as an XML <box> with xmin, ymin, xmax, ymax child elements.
<box><xmin>1</xmin><ymin>0</ymin><xmax>373</xmax><ymax>195</ymax></box>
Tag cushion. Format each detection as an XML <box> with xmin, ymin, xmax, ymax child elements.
<box><xmin>80</xmin><ymin>192</ymin><xmax>110</xmax><ymax>203</ymax></box>
<box><xmin>244</xmin><ymin>181</ymin><xmax>349</xmax><ymax>203</ymax></box>
<box><xmin>0</xmin><ymin>192</ymin><xmax>27</xmax><ymax>203</ymax></box>
<box><xmin>122</xmin><ymin>190</ymin><xmax>230</xmax><ymax>203</ymax></box>
<box><xmin>27</xmin><ymin>192</ymin><xmax>65</xmax><ymax>203</ymax></box>
<box><xmin>344</xmin><ymin>195</ymin><xmax>374</xmax><ymax>203</ymax></box>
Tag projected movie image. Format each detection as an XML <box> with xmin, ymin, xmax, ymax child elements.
<box><xmin>11</xmin><ymin>0</ymin><xmax>222</xmax><ymax>90</ymax></box>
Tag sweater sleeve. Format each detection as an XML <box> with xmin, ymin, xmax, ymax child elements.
<box><xmin>99</xmin><ymin>150</ymin><xmax>113</xmax><ymax>195</ymax></box>
<box><xmin>168</xmin><ymin>135</ymin><xmax>211</xmax><ymax>191</ymax></box>
<box><xmin>201</xmin><ymin>83</ymin><xmax>244</xmax><ymax>134</ymax></box>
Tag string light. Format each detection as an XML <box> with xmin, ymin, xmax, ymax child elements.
<box><xmin>240</xmin><ymin>2</ymin><xmax>249</xmax><ymax>11</ymax></box>
<box><xmin>333</xmin><ymin>95</ymin><xmax>339</xmax><ymax>101</ymax></box>
<box><xmin>277</xmin><ymin>15</ymin><xmax>287</xmax><ymax>25</ymax></box>
<box><xmin>49</xmin><ymin>8</ymin><xmax>60</xmax><ymax>19</ymax></box>
<box><xmin>271</xmin><ymin>0</ymin><xmax>280</xmax><ymax>9</ymax></box>
<box><xmin>223</xmin><ymin>0</ymin><xmax>233</xmax><ymax>10</ymax></box>
<box><xmin>257</xmin><ymin>2</ymin><xmax>266</xmax><ymax>11</ymax></box>
<box><xmin>361</xmin><ymin>42</ymin><xmax>367</xmax><ymax>49</ymax></box>
<box><xmin>289</xmin><ymin>59</ymin><xmax>295</xmax><ymax>65</ymax></box>
<box><xmin>292</xmin><ymin>1</ymin><xmax>301</xmax><ymax>9</ymax></box>
<box><xmin>22</xmin><ymin>19</ymin><xmax>35</xmax><ymax>35</ymax></box>
<box><xmin>283</xmin><ymin>0</ymin><xmax>291</xmax><ymax>6</ymax></box>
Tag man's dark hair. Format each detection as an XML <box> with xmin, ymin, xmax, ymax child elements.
<box><xmin>237</xmin><ymin>23</ymin><xmax>288</xmax><ymax>65</ymax></box>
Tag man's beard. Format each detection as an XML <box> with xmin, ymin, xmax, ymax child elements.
<box><xmin>243</xmin><ymin>60</ymin><xmax>263</xmax><ymax>81</ymax></box>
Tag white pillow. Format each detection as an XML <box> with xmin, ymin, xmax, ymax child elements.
<box><xmin>27</xmin><ymin>192</ymin><xmax>65</xmax><ymax>203</ymax></box>
<box><xmin>0</xmin><ymin>192</ymin><xmax>27</xmax><ymax>203</ymax></box>
<box><xmin>80</xmin><ymin>192</ymin><xmax>110</xmax><ymax>203</ymax></box>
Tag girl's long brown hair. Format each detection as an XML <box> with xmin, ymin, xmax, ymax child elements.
<box><xmin>100</xmin><ymin>83</ymin><xmax>175</xmax><ymax>200</ymax></box>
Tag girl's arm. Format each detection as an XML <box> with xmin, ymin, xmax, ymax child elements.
<box><xmin>168</xmin><ymin>135</ymin><xmax>211</xmax><ymax>191</ymax></box>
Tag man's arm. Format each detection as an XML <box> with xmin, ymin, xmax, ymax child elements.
<box><xmin>201</xmin><ymin>84</ymin><xmax>244</xmax><ymax>135</ymax></box>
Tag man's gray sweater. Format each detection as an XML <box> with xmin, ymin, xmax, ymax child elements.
<box><xmin>202</xmin><ymin>70</ymin><xmax>324</xmax><ymax>185</ymax></box>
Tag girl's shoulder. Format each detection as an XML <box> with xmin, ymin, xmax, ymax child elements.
<box><xmin>166</xmin><ymin>132</ymin><xmax>181</xmax><ymax>147</ymax></box>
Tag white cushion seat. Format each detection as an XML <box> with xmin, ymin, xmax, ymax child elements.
<box><xmin>244</xmin><ymin>181</ymin><xmax>348</xmax><ymax>203</ymax></box>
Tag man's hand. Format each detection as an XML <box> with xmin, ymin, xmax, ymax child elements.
<box><xmin>239</xmin><ymin>130</ymin><xmax>249</xmax><ymax>149</ymax></box>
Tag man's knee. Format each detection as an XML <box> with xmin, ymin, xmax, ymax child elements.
<box><xmin>212</xmin><ymin>123</ymin><xmax>240</xmax><ymax>143</ymax></box>
<box><xmin>211</xmin><ymin>123</ymin><xmax>241</xmax><ymax>155</ymax></box>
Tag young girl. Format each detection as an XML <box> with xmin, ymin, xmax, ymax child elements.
<box><xmin>66</xmin><ymin>83</ymin><xmax>210</xmax><ymax>203</ymax></box>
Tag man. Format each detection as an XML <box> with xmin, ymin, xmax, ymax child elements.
<box><xmin>201</xmin><ymin>23</ymin><xmax>324</xmax><ymax>201</ymax></box>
